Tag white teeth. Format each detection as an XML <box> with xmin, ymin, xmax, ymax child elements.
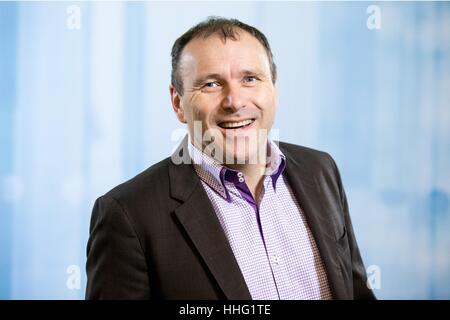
<box><xmin>220</xmin><ymin>119</ymin><xmax>254</xmax><ymax>129</ymax></box>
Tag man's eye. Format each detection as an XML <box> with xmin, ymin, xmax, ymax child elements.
<box><xmin>244</xmin><ymin>76</ymin><xmax>257</xmax><ymax>82</ymax></box>
<box><xmin>204</xmin><ymin>82</ymin><xmax>219</xmax><ymax>88</ymax></box>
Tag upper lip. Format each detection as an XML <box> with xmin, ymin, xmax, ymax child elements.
<box><xmin>217</xmin><ymin>118</ymin><xmax>255</xmax><ymax>124</ymax></box>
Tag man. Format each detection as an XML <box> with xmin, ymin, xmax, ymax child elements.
<box><xmin>86</xmin><ymin>17</ymin><xmax>375</xmax><ymax>300</ymax></box>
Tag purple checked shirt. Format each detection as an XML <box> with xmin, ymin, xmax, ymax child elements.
<box><xmin>188</xmin><ymin>140</ymin><xmax>332</xmax><ymax>300</ymax></box>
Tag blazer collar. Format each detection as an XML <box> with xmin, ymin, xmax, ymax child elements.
<box><xmin>280</xmin><ymin>143</ymin><xmax>350</xmax><ymax>299</ymax></box>
<box><xmin>169</xmin><ymin>135</ymin><xmax>252</xmax><ymax>300</ymax></box>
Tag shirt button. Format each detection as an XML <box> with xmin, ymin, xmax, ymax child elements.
<box><xmin>272</xmin><ymin>255</ymin><xmax>281</xmax><ymax>265</ymax></box>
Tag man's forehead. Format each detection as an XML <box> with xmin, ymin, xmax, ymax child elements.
<box><xmin>180</xmin><ymin>32</ymin><xmax>268</xmax><ymax>70</ymax></box>
<box><xmin>186</xmin><ymin>28</ymin><xmax>246</xmax><ymax>47</ymax></box>
<box><xmin>183</xmin><ymin>31</ymin><xmax>265</xmax><ymax>58</ymax></box>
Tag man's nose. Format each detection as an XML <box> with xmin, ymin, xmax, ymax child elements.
<box><xmin>221</xmin><ymin>84</ymin><xmax>246</xmax><ymax>112</ymax></box>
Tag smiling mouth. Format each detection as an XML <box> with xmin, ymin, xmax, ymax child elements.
<box><xmin>218</xmin><ymin>119</ymin><xmax>255</xmax><ymax>129</ymax></box>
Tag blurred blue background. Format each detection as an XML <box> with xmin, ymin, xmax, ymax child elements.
<box><xmin>0</xmin><ymin>1</ymin><xmax>449</xmax><ymax>299</ymax></box>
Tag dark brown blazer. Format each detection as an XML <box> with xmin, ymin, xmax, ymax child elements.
<box><xmin>86</xmin><ymin>137</ymin><xmax>376</xmax><ymax>300</ymax></box>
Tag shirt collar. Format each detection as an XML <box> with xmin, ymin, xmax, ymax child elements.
<box><xmin>188</xmin><ymin>139</ymin><xmax>286</xmax><ymax>201</ymax></box>
<box><xmin>188</xmin><ymin>141</ymin><xmax>229</xmax><ymax>199</ymax></box>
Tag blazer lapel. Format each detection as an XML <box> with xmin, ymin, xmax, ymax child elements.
<box><xmin>281</xmin><ymin>145</ymin><xmax>350</xmax><ymax>299</ymax></box>
<box><xmin>168</xmin><ymin>137</ymin><xmax>251</xmax><ymax>300</ymax></box>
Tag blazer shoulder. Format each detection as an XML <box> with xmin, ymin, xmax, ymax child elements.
<box><xmin>278</xmin><ymin>140</ymin><xmax>334</xmax><ymax>167</ymax></box>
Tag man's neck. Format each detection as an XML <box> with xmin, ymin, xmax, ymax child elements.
<box><xmin>189</xmin><ymin>137</ymin><xmax>274</xmax><ymax>201</ymax></box>
<box><xmin>226</xmin><ymin>162</ymin><xmax>267</xmax><ymax>201</ymax></box>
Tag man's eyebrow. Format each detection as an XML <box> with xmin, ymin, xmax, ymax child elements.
<box><xmin>241</xmin><ymin>69</ymin><xmax>265</xmax><ymax>77</ymax></box>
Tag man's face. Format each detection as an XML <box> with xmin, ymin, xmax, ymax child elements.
<box><xmin>170</xmin><ymin>30</ymin><xmax>277</xmax><ymax>164</ymax></box>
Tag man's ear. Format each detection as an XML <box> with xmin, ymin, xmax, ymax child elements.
<box><xmin>169</xmin><ymin>84</ymin><xmax>187</xmax><ymax>123</ymax></box>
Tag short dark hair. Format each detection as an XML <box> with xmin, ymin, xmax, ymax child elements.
<box><xmin>171</xmin><ymin>16</ymin><xmax>277</xmax><ymax>96</ymax></box>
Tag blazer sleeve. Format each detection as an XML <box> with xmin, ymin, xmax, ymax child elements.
<box><xmin>85</xmin><ymin>195</ymin><xmax>150</xmax><ymax>299</ymax></box>
<box><xmin>328</xmin><ymin>155</ymin><xmax>377</xmax><ymax>300</ymax></box>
